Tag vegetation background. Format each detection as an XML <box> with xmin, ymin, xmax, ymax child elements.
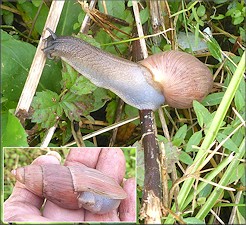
<box><xmin>1</xmin><ymin>0</ymin><xmax>245</xmax><ymax>224</ymax></box>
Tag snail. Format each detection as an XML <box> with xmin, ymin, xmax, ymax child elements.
<box><xmin>43</xmin><ymin>28</ymin><xmax>213</xmax><ymax>110</ymax></box>
<box><xmin>12</xmin><ymin>164</ymin><xmax>127</xmax><ymax>214</ymax></box>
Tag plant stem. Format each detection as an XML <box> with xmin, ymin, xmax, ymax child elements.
<box><xmin>139</xmin><ymin>109</ymin><xmax>162</xmax><ymax>223</ymax></box>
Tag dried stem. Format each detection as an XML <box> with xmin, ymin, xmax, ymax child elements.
<box><xmin>139</xmin><ymin>110</ymin><xmax>162</xmax><ymax>224</ymax></box>
<box><xmin>79</xmin><ymin>0</ymin><xmax>97</xmax><ymax>34</ymax></box>
<box><xmin>15</xmin><ymin>1</ymin><xmax>65</xmax><ymax>116</ymax></box>
<box><xmin>64</xmin><ymin>116</ymin><xmax>139</xmax><ymax>147</ymax></box>
<box><xmin>14</xmin><ymin>1</ymin><xmax>65</xmax><ymax>147</ymax></box>
<box><xmin>132</xmin><ymin>1</ymin><xmax>162</xmax><ymax>223</ymax></box>
<box><xmin>71</xmin><ymin>121</ymin><xmax>85</xmax><ymax>147</ymax></box>
<box><xmin>109</xmin><ymin>98</ymin><xmax>125</xmax><ymax>147</ymax></box>
<box><xmin>40</xmin><ymin>123</ymin><xmax>57</xmax><ymax>147</ymax></box>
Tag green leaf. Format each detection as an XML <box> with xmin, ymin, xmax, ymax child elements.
<box><xmin>17</xmin><ymin>1</ymin><xmax>49</xmax><ymax>36</ymax></box>
<box><xmin>213</xmin><ymin>0</ymin><xmax>227</xmax><ymax>4</ymax></box>
<box><xmin>186</xmin><ymin>130</ymin><xmax>203</xmax><ymax>152</ymax></box>
<box><xmin>206</xmin><ymin>37</ymin><xmax>223</xmax><ymax>62</ymax></box>
<box><xmin>197</xmin><ymin>5</ymin><xmax>206</xmax><ymax>17</ymax></box>
<box><xmin>61</xmin><ymin>63</ymin><xmax>78</xmax><ymax>90</ymax></box>
<box><xmin>151</xmin><ymin>45</ymin><xmax>163</xmax><ymax>54</ymax></box>
<box><xmin>32</xmin><ymin>0</ymin><xmax>42</xmax><ymax>7</ymax></box>
<box><xmin>124</xmin><ymin>105</ymin><xmax>139</xmax><ymax>125</ymax></box>
<box><xmin>56</xmin><ymin>0</ymin><xmax>83</xmax><ymax>35</ymax></box>
<box><xmin>239</xmin><ymin>27</ymin><xmax>246</xmax><ymax>42</ymax></box>
<box><xmin>199</xmin><ymin>184</ymin><xmax>213</xmax><ymax>198</ymax></box>
<box><xmin>94</xmin><ymin>7</ymin><xmax>133</xmax><ymax>55</ymax></box>
<box><xmin>127</xmin><ymin>0</ymin><xmax>133</xmax><ymax>7</ymax></box>
<box><xmin>1</xmin><ymin>30</ymin><xmax>62</xmax><ymax>105</ymax></box>
<box><xmin>179</xmin><ymin>151</ymin><xmax>193</xmax><ymax>165</ymax></box>
<box><xmin>192</xmin><ymin>6</ymin><xmax>204</xmax><ymax>26</ymax></box>
<box><xmin>60</xmin><ymin>87</ymin><xmax>109</xmax><ymax>122</ymax></box>
<box><xmin>40</xmin><ymin>61</ymin><xmax>62</xmax><ymax>94</ymax></box>
<box><xmin>17</xmin><ymin>0</ymin><xmax>26</xmax><ymax>4</ymax></box>
<box><xmin>163</xmin><ymin>142</ymin><xmax>180</xmax><ymax>173</ymax></box>
<box><xmin>140</xmin><ymin>7</ymin><xmax>149</xmax><ymax>24</ymax></box>
<box><xmin>75</xmin><ymin>33</ymin><xmax>101</xmax><ymax>48</ymax></box>
<box><xmin>1</xmin><ymin>112</ymin><xmax>28</xmax><ymax>147</ymax></box>
<box><xmin>202</xmin><ymin>92</ymin><xmax>224</xmax><ymax>106</ymax></box>
<box><xmin>3</xmin><ymin>11</ymin><xmax>14</xmax><ymax>25</ymax></box>
<box><xmin>234</xmin><ymin>89</ymin><xmax>245</xmax><ymax>111</ymax></box>
<box><xmin>91</xmin><ymin>88</ymin><xmax>110</xmax><ymax>112</ymax></box>
<box><xmin>234</xmin><ymin>209</ymin><xmax>246</xmax><ymax>225</ymax></box>
<box><xmin>197</xmin><ymin>197</ymin><xmax>207</xmax><ymax>206</ymax></box>
<box><xmin>231</xmin><ymin>128</ymin><xmax>244</xmax><ymax>147</ymax></box>
<box><xmin>32</xmin><ymin>90</ymin><xmax>63</xmax><ymax>128</ymax></box>
<box><xmin>231</xmin><ymin>10</ymin><xmax>241</xmax><ymax>18</ymax></box>
<box><xmin>70</xmin><ymin>76</ymin><xmax>97</xmax><ymax>95</ymax></box>
<box><xmin>193</xmin><ymin>101</ymin><xmax>212</xmax><ymax>128</ymax></box>
<box><xmin>60</xmin><ymin>92</ymin><xmax>94</xmax><ymax>121</ymax></box>
<box><xmin>216</xmin><ymin>132</ymin><xmax>239</xmax><ymax>152</ymax></box>
<box><xmin>106</xmin><ymin>100</ymin><xmax>117</xmax><ymax>124</ymax></box>
<box><xmin>1</xmin><ymin>30</ymin><xmax>36</xmax><ymax>102</ymax></box>
<box><xmin>229</xmin><ymin>163</ymin><xmax>245</xmax><ymax>184</ymax></box>
<box><xmin>233</xmin><ymin>16</ymin><xmax>244</xmax><ymax>25</ymax></box>
<box><xmin>183</xmin><ymin>217</ymin><xmax>205</xmax><ymax>224</ymax></box>
<box><xmin>98</xmin><ymin>0</ymin><xmax>125</xmax><ymax>18</ymax></box>
<box><xmin>173</xmin><ymin>125</ymin><xmax>187</xmax><ymax>147</ymax></box>
<box><xmin>210</xmin><ymin>14</ymin><xmax>225</xmax><ymax>20</ymax></box>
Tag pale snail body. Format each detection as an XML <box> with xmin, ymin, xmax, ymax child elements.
<box><xmin>43</xmin><ymin>29</ymin><xmax>213</xmax><ymax>110</ymax></box>
<box><xmin>12</xmin><ymin>164</ymin><xmax>127</xmax><ymax>214</ymax></box>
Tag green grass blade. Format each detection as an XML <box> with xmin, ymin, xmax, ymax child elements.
<box><xmin>196</xmin><ymin>138</ymin><xmax>245</xmax><ymax>220</ymax></box>
<box><xmin>165</xmin><ymin>51</ymin><xmax>245</xmax><ymax>224</ymax></box>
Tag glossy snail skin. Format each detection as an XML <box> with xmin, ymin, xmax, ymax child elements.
<box><xmin>43</xmin><ymin>29</ymin><xmax>213</xmax><ymax>109</ymax></box>
<box><xmin>12</xmin><ymin>164</ymin><xmax>127</xmax><ymax>214</ymax></box>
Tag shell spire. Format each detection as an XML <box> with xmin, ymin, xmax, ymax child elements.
<box><xmin>13</xmin><ymin>165</ymin><xmax>43</xmax><ymax>197</ymax></box>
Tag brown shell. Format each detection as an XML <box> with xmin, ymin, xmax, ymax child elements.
<box><xmin>140</xmin><ymin>50</ymin><xmax>213</xmax><ymax>109</ymax></box>
<box><xmin>68</xmin><ymin>165</ymin><xmax>127</xmax><ymax>199</ymax></box>
<box><xmin>13</xmin><ymin>164</ymin><xmax>127</xmax><ymax>210</ymax></box>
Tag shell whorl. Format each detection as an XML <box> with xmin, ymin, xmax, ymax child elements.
<box><xmin>140</xmin><ymin>50</ymin><xmax>213</xmax><ymax>108</ymax></box>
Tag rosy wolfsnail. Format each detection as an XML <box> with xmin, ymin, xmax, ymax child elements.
<box><xmin>12</xmin><ymin>164</ymin><xmax>127</xmax><ymax>214</ymax></box>
<box><xmin>43</xmin><ymin>28</ymin><xmax>213</xmax><ymax>110</ymax></box>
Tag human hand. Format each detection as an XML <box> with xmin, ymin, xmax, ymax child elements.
<box><xmin>4</xmin><ymin>147</ymin><xmax>136</xmax><ymax>222</ymax></box>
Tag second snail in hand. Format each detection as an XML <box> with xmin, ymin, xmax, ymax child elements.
<box><xmin>43</xmin><ymin>28</ymin><xmax>213</xmax><ymax>110</ymax></box>
<box><xmin>12</xmin><ymin>164</ymin><xmax>127</xmax><ymax>214</ymax></box>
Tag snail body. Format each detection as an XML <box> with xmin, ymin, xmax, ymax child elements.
<box><xmin>43</xmin><ymin>29</ymin><xmax>213</xmax><ymax>109</ymax></box>
<box><xmin>12</xmin><ymin>164</ymin><xmax>127</xmax><ymax>214</ymax></box>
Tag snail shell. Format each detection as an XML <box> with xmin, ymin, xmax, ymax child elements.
<box><xmin>140</xmin><ymin>50</ymin><xmax>213</xmax><ymax>109</ymax></box>
<box><xmin>12</xmin><ymin>164</ymin><xmax>127</xmax><ymax>214</ymax></box>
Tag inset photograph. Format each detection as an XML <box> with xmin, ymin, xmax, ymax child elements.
<box><xmin>4</xmin><ymin>147</ymin><xmax>136</xmax><ymax>223</ymax></box>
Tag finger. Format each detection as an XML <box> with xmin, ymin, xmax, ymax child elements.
<box><xmin>119</xmin><ymin>177</ymin><xmax>136</xmax><ymax>222</ymax></box>
<box><xmin>96</xmin><ymin>147</ymin><xmax>126</xmax><ymax>183</ymax></box>
<box><xmin>64</xmin><ymin>147</ymin><xmax>102</xmax><ymax>168</ymax></box>
<box><xmin>5</xmin><ymin>214</ymin><xmax>52</xmax><ymax>222</ymax></box>
<box><xmin>31</xmin><ymin>151</ymin><xmax>61</xmax><ymax>165</ymax></box>
<box><xmin>84</xmin><ymin>147</ymin><xmax>126</xmax><ymax>221</ymax></box>
<box><xmin>84</xmin><ymin>211</ymin><xmax>120</xmax><ymax>222</ymax></box>
<box><xmin>4</xmin><ymin>152</ymin><xmax>61</xmax><ymax>222</ymax></box>
<box><xmin>42</xmin><ymin>201</ymin><xmax>84</xmax><ymax>222</ymax></box>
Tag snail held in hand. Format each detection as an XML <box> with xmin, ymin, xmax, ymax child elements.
<box><xmin>43</xmin><ymin>28</ymin><xmax>213</xmax><ymax>110</ymax></box>
<box><xmin>12</xmin><ymin>164</ymin><xmax>127</xmax><ymax>214</ymax></box>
